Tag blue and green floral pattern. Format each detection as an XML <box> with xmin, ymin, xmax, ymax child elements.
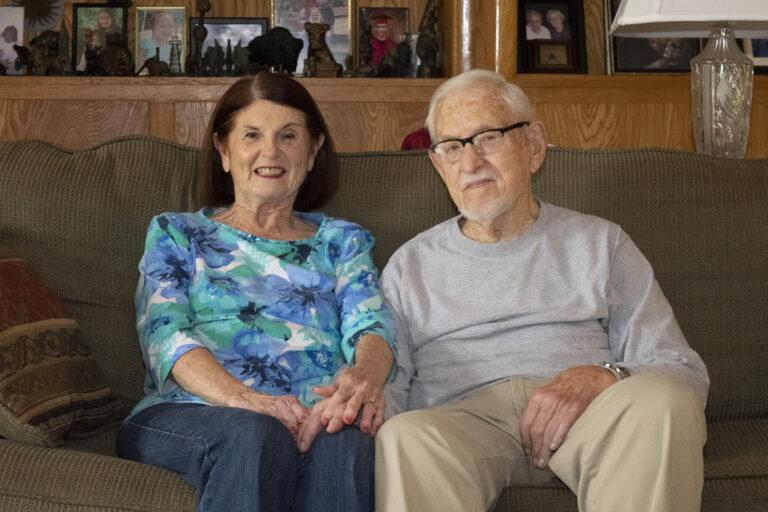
<box><xmin>130</xmin><ymin>209</ymin><xmax>395</xmax><ymax>417</ymax></box>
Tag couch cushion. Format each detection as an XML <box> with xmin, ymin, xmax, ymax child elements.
<box><xmin>0</xmin><ymin>137</ymin><xmax>198</xmax><ymax>404</ymax></box>
<box><xmin>0</xmin><ymin>247</ymin><xmax>124</xmax><ymax>446</ymax></box>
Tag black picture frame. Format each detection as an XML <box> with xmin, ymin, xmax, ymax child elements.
<box><xmin>71</xmin><ymin>3</ymin><xmax>128</xmax><ymax>74</ymax></box>
<box><xmin>745</xmin><ymin>39</ymin><xmax>768</xmax><ymax>75</ymax></box>
<box><xmin>188</xmin><ymin>17</ymin><xmax>269</xmax><ymax>57</ymax></box>
<box><xmin>605</xmin><ymin>0</ymin><xmax>700</xmax><ymax>73</ymax></box>
<box><xmin>518</xmin><ymin>0</ymin><xmax>587</xmax><ymax>73</ymax></box>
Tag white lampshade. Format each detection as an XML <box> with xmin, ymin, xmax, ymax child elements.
<box><xmin>610</xmin><ymin>0</ymin><xmax>768</xmax><ymax>38</ymax></box>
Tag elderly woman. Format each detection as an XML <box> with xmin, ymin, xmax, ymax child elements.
<box><xmin>116</xmin><ymin>73</ymin><xmax>395</xmax><ymax>512</ymax></box>
<box><xmin>546</xmin><ymin>9</ymin><xmax>571</xmax><ymax>41</ymax></box>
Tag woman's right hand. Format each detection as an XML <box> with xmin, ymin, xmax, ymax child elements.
<box><xmin>171</xmin><ymin>348</ymin><xmax>309</xmax><ymax>439</ymax></box>
<box><xmin>234</xmin><ymin>391</ymin><xmax>310</xmax><ymax>439</ymax></box>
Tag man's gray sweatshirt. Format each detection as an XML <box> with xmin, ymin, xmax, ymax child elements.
<box><xmin>381</xmin><ymin>202</ymin><xmax>709</xmax><ymax>416</ymax></box>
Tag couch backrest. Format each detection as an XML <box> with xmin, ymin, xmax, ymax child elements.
<box><xmin>1</xmin><ymin>137</ymin><xmax>766</xmax><ymax>422</ymax></box>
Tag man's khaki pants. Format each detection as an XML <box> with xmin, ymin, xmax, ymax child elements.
<box><xmin>376</xmin><ymin>373</ymin><xmax>706</xmax><ymax>512</ymax></box>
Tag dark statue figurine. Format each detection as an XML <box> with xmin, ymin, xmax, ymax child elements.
<box><xmin>305</xmin><ymin>22</ymin><xmax>341</xmax><ymax>77</ymax></box>
<box><xmin>358</xmin><ymin>22</ymin><xmax>373</xmax><ymax>68</ymax></box>
<box><xmin>202</xmin><ymin>39</ymin><xmax>225</xmax><ymax>76</ymax></box>
<box><xmin>27</xmin><ymin>29</ymin><xmax>70</xmax><ymax>76</ymax></box>
<box><xmin>416</xmin><ymin>0</ymin><xmax>441</xmax><ymax>77</ymax></box>
<box><xmin>187</xmin><ymin>0</ymin><xmax>212</xmax><ymax>76</ymax></box>
<box><xmin>136</xmin><ymin>48</ymin><xmax>171</xmax><ymax>76</ymax></box>
<box><xmin>377</xmin><ymin>40</ymin><xmax>413</xmax><ymax>78</ymax></box>
<box><xmin>98</xmin><ymin>33</ymin><xmax>133</xmax><ymax>76</ymax></box>
<box><xmin>232</xmin><ymin>42</ymin><xmax>250</xmax><ymax>75</ymax></box>
<box><xmin>247</xmin><ymin>27</ymin><xmax>303</xmax><ymax>75</ymax></box>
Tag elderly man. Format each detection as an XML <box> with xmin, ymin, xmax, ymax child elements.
<box><xmin>376</xmin><ymin>69</ymin><xmax>709</xmax><ymax>512</ymax></box>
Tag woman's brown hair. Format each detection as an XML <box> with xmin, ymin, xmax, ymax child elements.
<box><xmin>195</xmin><ymin>72</ymin><xmax>339</xmax><ymax>211</ymax></box>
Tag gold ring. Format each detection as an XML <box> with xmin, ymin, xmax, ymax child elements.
<box><xmin>367</xmin><ymin>397</ymin><xmax>376</xmax><ymax>403</ymax></box>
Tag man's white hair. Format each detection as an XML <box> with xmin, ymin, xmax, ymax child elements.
<box><xmin>425</xmin><ymin>69</ymin><xmax>536</xmax><ymax>139</ymax></box>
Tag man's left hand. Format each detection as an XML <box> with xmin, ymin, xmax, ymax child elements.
<box><xmin>520</xmin><ymin>365</ymin><xmax>617</xmax><ymax>469</ymax></box>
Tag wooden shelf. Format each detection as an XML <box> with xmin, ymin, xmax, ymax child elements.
<box><xmin>1</xmin><ymin>75</ymin><xmax>766</xmax><ymax>157</ymax></box>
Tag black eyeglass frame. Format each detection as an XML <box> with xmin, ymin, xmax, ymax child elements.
<box><xmin>428</xmin><ymin>121</ymin><xmax>530</xmax><ymax>154</ymax></box>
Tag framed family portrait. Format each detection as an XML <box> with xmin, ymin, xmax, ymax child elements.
<box><xmin>605</xmin><ymin>0</ymin><xmax>699</xmax><ymax>73</ymax></box>
<box><xmin>189</xmin><ymin>17</ymin><xmax>268</xmax><ymax>55</ymax></box>
<box><xmin>0</xmin><ymin>6</ymin><xmax>24</xmax><ymax>75</ymax></box>
<box><xmin>135</xmin><ymin>6</ymin><xmax>186</xmax><ymax>74</ymax></box>
<box><xmin>357</xmin><ymin>7</ymin><xmax>408</xmax><ymax>68</ymax></box>
<box><xmin>272</xmin><ymin>0</ymin><xmax>352</xmax><ymax>75</ymax></box>
<box><xmin>71</xmin><ymin>3</ymin><xmax>127</xmax><ymax>73</ymax></box>
<box><xmin>745</xmin><ymin>39</ymin><xmax>768</xmax><ymax>74</ymax></box>
<box><xmin>518</xmin><ymin>0</ymin><xmax>587</xmax><ymax>73</ymax></box>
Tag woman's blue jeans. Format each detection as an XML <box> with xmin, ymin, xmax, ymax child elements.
<box><xmin>116</xmin><ymin>403</ymin><xmax>374</xmax><ymax>512</ymax></box>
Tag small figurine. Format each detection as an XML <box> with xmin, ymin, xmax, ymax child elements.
<box><xmin>26</xmin><ymin>29</ymin><xmax>70</xmax><ymax>75</ymax></box>
<box><xmin>247</xmin><ymin>27</ymin><xmax>303</xmax><ymax>75</ymax></box>
<box><xmin>225</xmin><ymin>39</ymin><xmax>233</xmax><ymax>75</ymax></box>
<box><xmin>305</xmin><ymin>22</ymin><xmax>341</xmax><ymax>77</ymax></box>
<box><xmin>136</xmin><ymin>47</ymin><xmax>171</xmax><ymax>76</ymax></box>
<box><xmin>232</xmin><ymin>41</ymin><xmax>250</xmax><ymax>75</ymax></box>
<box><xmin>188</xmin><ymin>0</ymin><xmax>211</xmax><ymax>76</ymax></box>
<box><xmin>203</xmin><ymin>39</ymin><xmax>225</xmax><ymax>76</ymax></box>
<box><xmin>416</xmin><ymin>0</ymin><xmax>442</xmax><ymax>77</ymax></box>
<box><xmin>169</xmin><ymin>35</ymin><xmax>182</xmax><ymax>74</ymax></box>
<box><xmin>100</xmin><ymin>33</ymin><xmax>133</xmax><ymax>76</ymax></box>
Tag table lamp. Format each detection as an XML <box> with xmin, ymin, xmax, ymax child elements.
<box><xmin>610</xmin><ymin>0</ymin><xmax>768</xmax><ymax>159</ymax></box>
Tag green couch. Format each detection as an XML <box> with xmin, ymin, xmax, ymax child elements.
<box><xmin>0</xmin><ymin>136</ymin><xmax>766</xmax><ymax>511</ymax></box>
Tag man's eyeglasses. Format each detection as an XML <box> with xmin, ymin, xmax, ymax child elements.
<box><xmin>429</xmin><ymin>122</ymin><xmax>530</xmax><ymax>163</ymax></box>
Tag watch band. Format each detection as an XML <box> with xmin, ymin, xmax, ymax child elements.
<box><xmin>595</xmin><ymin>361</ymin><xmax>631</xmax><ymax>381</ymax></box>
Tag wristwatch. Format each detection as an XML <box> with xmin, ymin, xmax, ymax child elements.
<box><xmin>595</xmin><ymin>361</ymin><xmax>632</xmax><ymax>381</ymax></box>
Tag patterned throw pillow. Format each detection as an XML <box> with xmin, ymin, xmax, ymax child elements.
<box><xmin>0</xmin><ymin>246</ymin><xmax>124</xmax><ymax>447</ymax></box>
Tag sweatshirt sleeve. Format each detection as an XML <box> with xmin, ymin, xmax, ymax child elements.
<box><xmin>606</xmin><ymin>230</ymin><xmax>710</xmax><ymax>406</ymax></box>
<box><xmin>135</xmin><ymin>215</ymin><xmax>206</xmax><ymax>395</ymax></box>
<box><xmin>381</xmin><ymin>258</ymin><xmax>414</xmax><ymax>418</ymax></box>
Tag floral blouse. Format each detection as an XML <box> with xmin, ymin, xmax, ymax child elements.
<box><xmin>130</xmin><ymin>208</ymin><xmax>395</xmax><ymax>417</ymax></box>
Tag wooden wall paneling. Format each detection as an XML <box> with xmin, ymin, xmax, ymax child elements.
<box><xmin>745</xmin><ymin>103</ymin><xmax>767</xmax><ymax>159</ymax></box>
<box><xmin>175</xmin><ymin>101</ymin><xmax>216</xmax><ymax>148</ymax></box>
<box><xmin>0</xmin><ymin>99</ymin><xmax>148</xmax><ymax>149</ymax></box>
<box><xmin>149</xmin><ymin>101</ymin><xmax>176</xmax><ymax>141</ymax></box>
<box><xmin>584</xmin><ymin>0</ymin><xmax>606</xmax><ymax>75</ymax></box>
<box><xmin>497</xmin><ymin>0</ymin><xmax>518</xmax><ymax>79</ymax></box>
<box><xmin>320</xmin><ymin>101</ymin><xmax>429</xmax><ymax>152</ymax></box>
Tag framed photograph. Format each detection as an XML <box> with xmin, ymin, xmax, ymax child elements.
<box><xmin>605</xmin><ymin>0</ymin><xmax>699</xmax><ymax>73</ymax></box>
<box><xmin>357</xmin><ymin>7</ymin><xmax>408</xmax><ymax>68</ymax></box>
<box><xmin>135</xmin><ymin>6</ymin><xmax>187</xmax><ymax>74</ymax></box>
<box><xmin>188</xmin><ymin>17</ymin><xmax>268</xmax><ymax>56</ymax></box>
<box><xmin>518</xmin><ymin>1</ymin><xmax>587</xmax><ymax>73</ymax></box>
<box><xmin>0</xmin><ymin>6</ymin><xmax>24</xmax><ymax>75</ymax></box>
<box><xmin>745</xmin><ymin>39</ymin><xmax>768</xmax><ymax>74</ymax></box>
<box><xmin>72</xmin><ymin>3</ymin><xmax>127</xmax><ymax>73</ymax></box>
<box><xmin>272</xmin><ymin>0</ymin><xmax>352</xmax><ymax>75</ymax></box>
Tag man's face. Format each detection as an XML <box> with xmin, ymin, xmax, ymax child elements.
<box><xmin>374</xmin><ymin>22</ymin><xmax>389</xmax><ymax>41</ymax></box>
<box><xmin>429</xmin><ymin>88</ymin><xmax>546</xmax><ymax>224</ymax></box>
<box><xmin>528</xmin><ymin>12</ymin><xmax>542</xmax><ymax>31</ymax></box>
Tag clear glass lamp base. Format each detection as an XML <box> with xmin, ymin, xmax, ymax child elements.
<box><xmin>691</xmin><ymin>25</ymin><xmax>754</xmax><ymax>159</ymax></box>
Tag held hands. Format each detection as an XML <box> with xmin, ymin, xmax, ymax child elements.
<box><xmin>519</xmin><ymin>365</ymin><xmax>617</xmax><ymax>469</ymax></box>
<box><xmin>296</xmin><ymin>366</ymin><xmax>386</xmax><ymax>453</ymax></box>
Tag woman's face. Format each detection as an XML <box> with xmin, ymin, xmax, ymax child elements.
<box><xmin>153</xmin><ymin>14</ymin><xmax>175</xmax><ymax>42</ymax></box>
<box><xmin>98</xmin><ymin>12</ymin><xmax>112</xmax><ymax>29</ymax></box>
<box><xmin>548</xmin><ymin>14</ymin><xmax>563</xmax><ymax>31</ymax></box>
<box><xmin>215</xmin><ymin>100</ymin><xmax>324</xmax><ymax>210</ymax></box>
